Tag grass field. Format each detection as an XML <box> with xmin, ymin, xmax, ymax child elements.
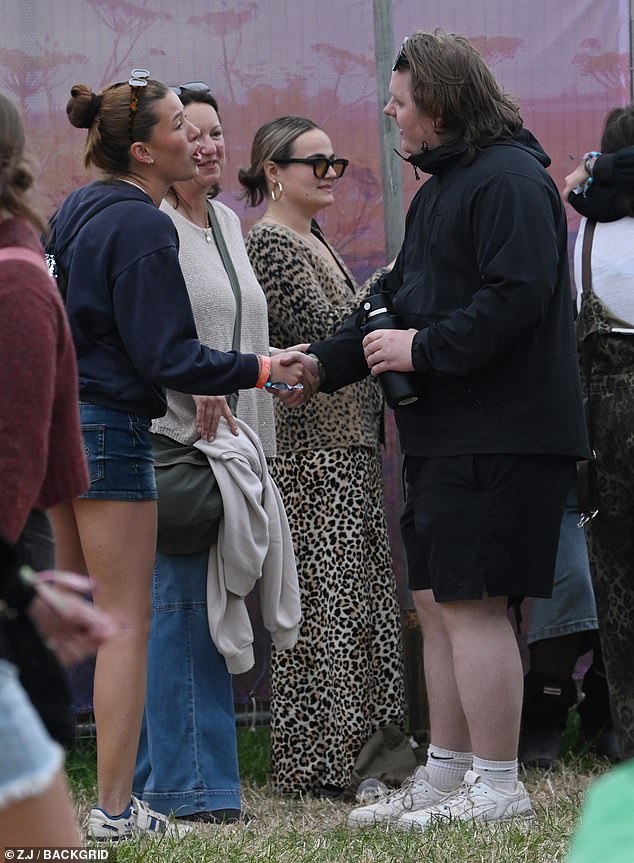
<box><xmin>65</xmin><ymin>724</ymin><xmax>611</xmax><ymax>863</ymax></box>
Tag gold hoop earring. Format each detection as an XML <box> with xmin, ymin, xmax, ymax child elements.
<box><xmin>271</xmin><ymin>180</ymin><xmax>283</xmax><ymax>202</ymax></box>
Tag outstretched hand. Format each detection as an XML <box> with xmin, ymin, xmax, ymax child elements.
<box><xmin>272</xmin><ymin>351</ymin><xmax>321</xmax><ymax>406</ymax></box>
<box><xmin>27</xmin><ymin>571</ymin><xmax>118</xmax><ymax>666</ymax></box>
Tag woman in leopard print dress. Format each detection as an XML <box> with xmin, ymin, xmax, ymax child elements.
<box><xmin>240</xmin><ymin>116</ymin><xmax>404</xmax><ymax>796</ymax></box>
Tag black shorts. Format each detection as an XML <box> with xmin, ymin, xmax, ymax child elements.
<box><xmin>401</xmin><ymin>453</ymin><xmax>574</xmax><ymax>601</ymax></box>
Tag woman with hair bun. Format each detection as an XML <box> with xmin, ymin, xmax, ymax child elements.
<box><xmin>47</xmin><ymin>72</ymin><xmax>304</xmax><ymax>841</ymax></box>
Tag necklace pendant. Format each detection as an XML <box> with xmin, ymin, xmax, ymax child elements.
<box><xmin>203</xmin><ymin>228</ymin><xmax>213</xmax><ymax>243</ymax></box>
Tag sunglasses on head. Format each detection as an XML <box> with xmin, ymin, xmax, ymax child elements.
<box><xmin>273</xmin><ymin>156</ymin><xmax>349</xmax><ymax>179</ymax></box>
<box><xmin>392</xmin><ymin>37</ymin><xmax>410</xmax><ymax>71</ymax></box>
<box><xmin>170</xmin><ymin>82</ymin><xmax>211</xmax><ymax>96</ymax></box>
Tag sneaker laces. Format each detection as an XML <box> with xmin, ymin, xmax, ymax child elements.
<box><xmin>430</xmin><ymin>772</ymin><xmax>497</xmax><ymax>819</ymax></box>
<box><xmin>379</xmin><ymin>769</ymin><xmax>429</xmax><ymax>811</ymax></box>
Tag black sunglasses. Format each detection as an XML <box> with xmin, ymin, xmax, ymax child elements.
<box><xmin>392</xmin><ymin>37</ymin><xmax>410</xmax><ymax>71</ymax></box>
<box><xmin>273</xmin><ymin>156</ymin><xmax>349</xmax><ymax>179</ymax></box>
<box><xmin>170</xmin><ymin>81</ymin><xmax>210</xmax><ymax>96</ymax></box>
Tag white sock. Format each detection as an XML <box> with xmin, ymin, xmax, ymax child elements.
<box><xmin>472</xmin><ymin>755</ymin><xmax>518</xmax><ymax>792</ymax></box>
<box><xmin>425</xmin><ymin>745</ymin><xmax>473</xmax><ymax>792</ymax></box>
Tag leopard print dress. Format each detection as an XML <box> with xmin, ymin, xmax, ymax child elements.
<box><xmin>246</xmin><ymin>221</ymin><xmax>405</xmax><ymax>794</ymax></box>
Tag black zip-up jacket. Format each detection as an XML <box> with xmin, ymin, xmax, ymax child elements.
<box><xmin>311</xmin><ymin>131</ymin><xmax>590</xmax><ymax>459</ymax></box>
<box><xmin>49</xmin><ymin>181</ymin><xmax>259</xmax><ymax>419</ymax></box>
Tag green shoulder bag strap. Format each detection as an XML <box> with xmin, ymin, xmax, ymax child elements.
<box><xmin>207</xmin><ymin>201</ymin><xmax>242</xmax><ymax>414</ymax></box>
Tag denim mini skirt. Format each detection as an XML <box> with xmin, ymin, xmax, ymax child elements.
<box><xmin>0</xmin><ymin>660</ymin><xmax>63</xmax><ymax>808</ymax></box>
<box><xmin>78</xmin><ymin>402</ymin><xmax>158</xmax><ymax>501</ymax></box>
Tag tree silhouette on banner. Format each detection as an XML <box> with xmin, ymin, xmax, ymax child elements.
<box><xmin>574</xmin><ymin>38</ymin><xmax>630</xmax><ymax>94</ymax></box>
<box><xmin>85</xmin><ymin>0</ymin><xmax>172</xmax><ymax>87</ymax></box>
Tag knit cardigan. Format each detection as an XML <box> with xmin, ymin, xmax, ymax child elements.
<box><xmin>152</xmin><ymin>200</ymin><xmax>275</xmax><ymax>457</ymax></box>
<box><xmin>0</xmin><ymin>218</ymin><xmax>88</xmax><ymax>542</ymax></box>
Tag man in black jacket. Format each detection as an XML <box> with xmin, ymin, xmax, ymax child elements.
<box><xmin>303</xmin><ymin>30</ymin><xmax>589</xmax><ymax>831</ymax></box>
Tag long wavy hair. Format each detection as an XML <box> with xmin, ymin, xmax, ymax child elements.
<box><xmin>395</xmin><ymin>30</ymin><xmax>523</xmax><ymax>162</ymax></box>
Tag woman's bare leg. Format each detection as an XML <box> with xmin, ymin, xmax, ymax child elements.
<box><xmin>50</xmin><ymin>498</ymin><xmax>156</xmax><ymax>815</ymax></box>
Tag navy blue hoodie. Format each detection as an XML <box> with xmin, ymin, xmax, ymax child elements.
<box><xmin>49</xmin><ymin>180</ymin><xmax>259</xmax><ymax>418</ymax></box>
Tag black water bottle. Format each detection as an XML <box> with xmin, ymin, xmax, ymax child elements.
<box><xmin>360</xmin><ymin>293</ymin><xmax>418</xmax><ymax>408</ymax></box>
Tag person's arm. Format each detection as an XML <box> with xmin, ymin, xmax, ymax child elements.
<box><xmin>309</xmin><ymin>249</ymin><xmax>407</xmax><ymax>392</ymax></box>
<box><xmin>112</xmin><ymin>246</ymin><xmax>261</xmax><ymax>394</ymax></box>
<box><xmin>565</xmin><ymin>145</ymin><xmax>634</xmax><ymax>222</ymax></box>
<box><xmin>592</xmin><ymin>144</ymin><xmax>634</xmax><ymax>185</ymax></box>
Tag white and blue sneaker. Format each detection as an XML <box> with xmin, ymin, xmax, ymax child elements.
<box><xmin>87</xmin><ymin>794</ymin><xmax>193</xmax><ymax>841</ymax></box>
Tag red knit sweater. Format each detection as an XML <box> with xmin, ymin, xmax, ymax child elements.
<box><xmin>0</xmin><ymin>217</ymin><xmax>88</xmax><ymax>543</ymax></box>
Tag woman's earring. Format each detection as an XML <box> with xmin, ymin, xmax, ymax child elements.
<box><xmin>271</xmin><ymin>180</ymin><xmax>283</xmax><ymax>202</ymax></box>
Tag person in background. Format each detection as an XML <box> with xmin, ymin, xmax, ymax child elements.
<box><xmin>519</xmin><ymin>483</ymin><xmax>617</xmax><ymax>769</ymax></box>
<box><xmin>0</xmin><ymin>539</ymin><xmax>115</xmax><ymax>846</ymax></box>
<box><xmin>562</xmin><ymin>104</ymin><xmax>634</xmax><ymax>763</ymax></box>
<box><xmin>134</xmin><ymin>82</ymin><xmax>290</xmax><ymax>824</ymax></box>
<box><xmin>46</xmin><ymin>71</ymin><xmax>304</xmax><ymax>841</ymax></box>
<box><xmin>563</xmin><ymin>143</ymin><xmax>634</xmax><ymax>217</ymax></box>
<box><xmin>298</xmin><ymin>30</ymin><xmax>588</xmax><ymax>830</ymax></box>
<box><xmin>240</xmin><ymin>116</ymin><xmax>405</xmax><ymax>798</ymax></box>
<box><xmin>0</xmin><ymin>89</ymin><xmax>115</xmax><ymax>846</ymax></box>
<box><xmin>518</xmin><ymin>136</ymin><xmax>634</xmax><ymax>770</ymax></box>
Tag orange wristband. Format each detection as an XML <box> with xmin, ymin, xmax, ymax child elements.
<box><xmin>255</xmin><ymin>354</ymin><xmax>271</xmax><ymax>388</ymax></box>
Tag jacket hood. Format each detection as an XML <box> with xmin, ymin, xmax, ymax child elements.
<box><xmin>50</xmin><ymin>180</ymin><xmax>151</xmax><ymax>256</ymax></box>
<box><xmin>408</xmin><ymin>127</ymin><xmax>551</xmax><ymax>176</ymax></box>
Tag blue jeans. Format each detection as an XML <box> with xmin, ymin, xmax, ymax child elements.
<box><xmin>527</xmin><ymin>482</ymin><xmax>598</xmax><ymax>645</ymax></box>
<box><xmin>133</xmin><ymin>550</ymin><xmax>241</xmax><ymax>816</ymax></box>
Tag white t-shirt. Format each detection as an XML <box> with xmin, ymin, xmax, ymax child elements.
<box><xmin>574</xmin><ymin>216</ymin><xmax>634</xmax><ymax>331</ymax></box>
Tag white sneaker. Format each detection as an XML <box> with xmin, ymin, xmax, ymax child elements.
<box><xmin>397</xmin><ymin>770</ymin><xmax>534</xmax><ymax>831</ymax></box>
<box><xmin>87</xmin><ymin>794</ymin><xmax>194</xmax><ymax>841</ymax></box>
<box><xmin>347</xmin><ymin>766</ymin><xmax>448</xmax><ymax>828</ymax></box>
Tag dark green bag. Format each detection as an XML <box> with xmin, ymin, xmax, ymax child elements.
<box><xmin>153</xmin><ymin>434</ymin><xmax>223</xmax><ymax>555</ymax></box>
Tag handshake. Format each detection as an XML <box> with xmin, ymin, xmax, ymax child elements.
<box><xmin>267</xmin><ymin>345</ymin><xmax>321</xmax><ymax>406</ymax></box>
